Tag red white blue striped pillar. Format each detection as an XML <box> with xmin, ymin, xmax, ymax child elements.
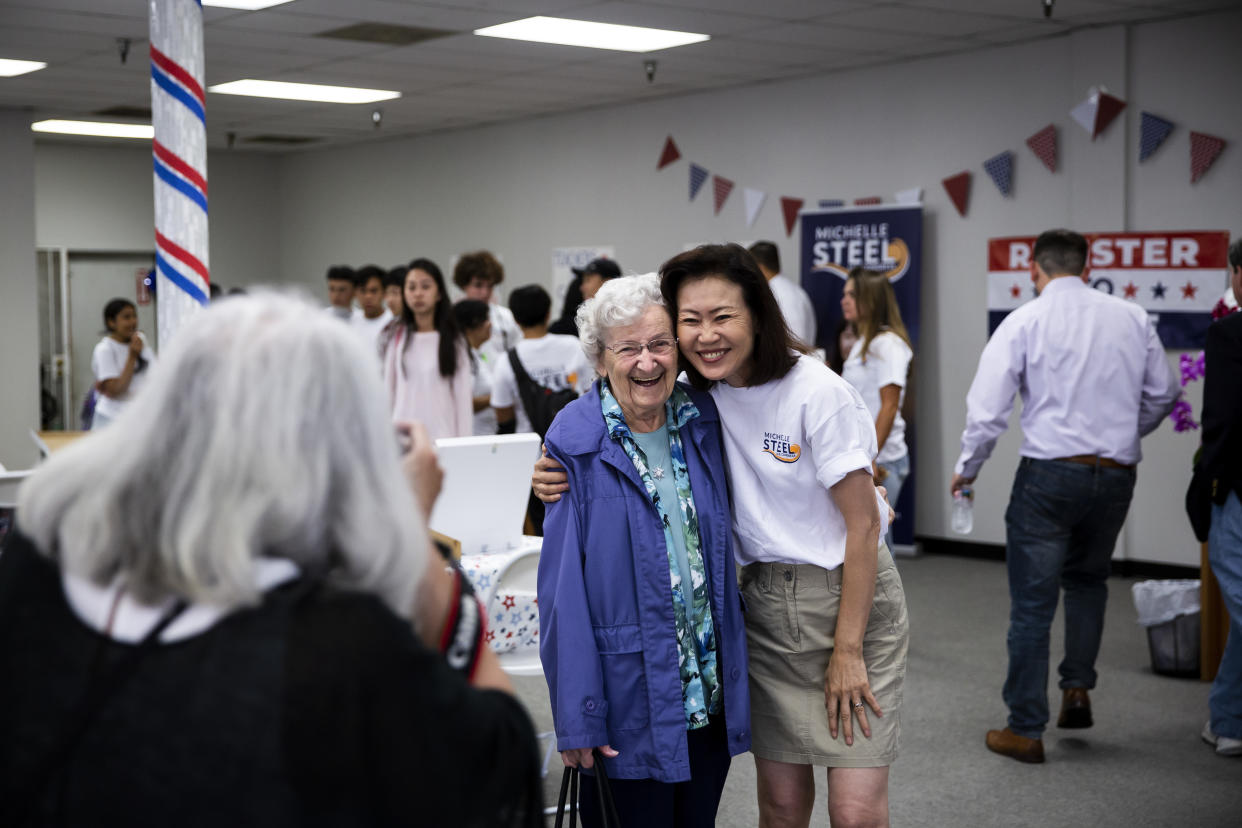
<box><xmin>149</xmin><ymin>0</ymin><xmax>209</xmax><ymax>347</ymax></box>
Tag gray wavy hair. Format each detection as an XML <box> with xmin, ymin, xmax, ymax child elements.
<box><xmin>575</xmin><ymin>272</ymin><xmax>667</xmax><ymax>365</ymax></box>
<box><xmin>18</xmin><ymin>290</ymin><xmax>425</xmax><ymax>613</ymax></box>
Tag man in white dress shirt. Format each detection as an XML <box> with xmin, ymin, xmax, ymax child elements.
<box><xmin>749</xmin><ymin>241</ymin><xmax>817</xmax><ymax>348</ymax></box>
<box><xmin>950</xmin><ymin>229</ymin><xmax>1179</xmax><ymax>764</ymax></box>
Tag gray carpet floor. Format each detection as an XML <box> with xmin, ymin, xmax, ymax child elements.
<box><xmin>512</xmin><ymin>553</ymin><xmax>1239</xmax><ymax>826</ymax></box>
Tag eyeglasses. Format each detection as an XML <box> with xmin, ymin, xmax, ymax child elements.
<box><xmin>604</xmin><ymin>337</ymin><xmax>677</xmax><ymax>360</ymax></box>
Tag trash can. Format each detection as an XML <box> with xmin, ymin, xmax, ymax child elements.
<box><xmin>1131</xmin><ymin>580</ymin><xmax>1201</xmax><ymax>678</ymax></box>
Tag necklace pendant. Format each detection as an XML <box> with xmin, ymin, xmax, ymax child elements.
<box><xmin>652</xmin><ymin>465</ymin><xmax>665</xmax><ymax>480</ymax></box>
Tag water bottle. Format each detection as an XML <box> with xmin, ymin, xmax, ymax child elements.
<box><xmin>951</xmin><ymin>488</ymin><xmax>974</xmax><ymax>534</ymax></box>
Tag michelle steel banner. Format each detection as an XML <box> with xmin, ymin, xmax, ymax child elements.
<box><xmin>988</xmin><ymin>231</ymin><xmax>1231</xmax><ymax>349</ymax></box>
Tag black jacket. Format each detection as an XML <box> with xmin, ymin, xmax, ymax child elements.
<box><xmin>1187</xmin><ymin>311</ymin><xmax>1242</xmax><ymax>541</ymax></box>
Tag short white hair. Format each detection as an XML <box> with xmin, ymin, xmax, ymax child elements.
<box><xmin>18</xmin><ymin>290</ymin><xmax>425</xmax><ymax>613</ymax></box>
<box><xmin>575</xmin><ymin>273</ymin><xmax>667</xmax><ymax>364</ymax></box>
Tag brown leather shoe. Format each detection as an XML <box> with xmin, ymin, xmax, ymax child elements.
<box><xmin>986</xmin><ymin>728</ymin><xmax>1045</xmax><ymax>763</ymax></box>
<box><xmin>1057</xmin><ymin>687</ymin><xmax>1093</xmax><ymax>729</ymax></box>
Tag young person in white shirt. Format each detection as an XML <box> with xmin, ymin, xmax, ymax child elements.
<box><xmin>91</xmin><ymin>298</ymin><xmax>156</xmax><ymax>430</ymax></box>
<box><xmin>323</xmin><ymin>265</ymin><xmax>357</xmax><ymax>322</ymax></box>
<box><xmin>453</xmin><ymin>250</ymin><xmax>522</xmax><ymax>365</ymax></box>
<box><xmin>841</xmin><ymin>268</ymin><xmax>914</xmax><ymax>549</ymax></box>
<box><xmin>489</xmin><ymin>285</ymin><xmax>591</xmax><ymax>436</ymax></box>
<box><xmin>350</xmin><ymin>265</ymin><xmax>394</xmax><ymax>358</ymax></box>
<box><xmin>379</xmin><ymin>258</ymin><xmax>471</xmax><ymax>441</ymax></box>
<box><xmin>453</xmin><ymin>299</ymin><xmax>498</xmax><ymax>436</ymax></box>
<box><xmin>533</xmin><ymin>245</ymin><xmax>906</xmax><ymax>827</ymax></box>
<box><xmin>748</xmin><ymin>241</ymin><xmax>817</xmax><ymax>348</ymax></box>
<box><xmin>383</xmin><ymin>266</ymin><xmax>406</xmax><ymax>318</ymax></box>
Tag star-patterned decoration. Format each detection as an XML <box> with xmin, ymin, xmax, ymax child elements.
<box><xmin>1010</xmin><ymin>284</ymin><xmax>1022</xmax><ymax>299</ymax></box>
<box><xmin>1123</xmin><ymin>282</ymin><xmax>1138</xmax><ymax>299</ymax></box>
<box><xmin>501</xmin><ymin>594</ymin><xmax>516</xmax><ymax>610</ymax></box>
<box><xmin>1182</xmin><ymin>281</ymin><xmax>1198</xmax><ymax>300</ymax></box>
<box><xmin>1152</xmin><ymin>281</ymin><xmax>1167</xmax><ymax>299</ymax></box>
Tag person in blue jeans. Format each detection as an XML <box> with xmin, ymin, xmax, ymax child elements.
<box><xmin>1189</xmin><ymin>240</ymin><xmax>1242</xmax><ymax>757</ymax></box>
<box><xmin>951</xmin><ymin>229</ymin><xmax>1179</xmax><ymax>763</ymax></box>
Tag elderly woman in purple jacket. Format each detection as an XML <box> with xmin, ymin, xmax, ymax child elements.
<box><xmin>538</xmin><ymin>274</ymin><xmax>750</xmax><ymax>827</ymax></box>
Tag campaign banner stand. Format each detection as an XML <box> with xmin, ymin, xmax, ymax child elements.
<box><xmin>800</xmin><ymin>205</ymin><xmax>923</xmax><ymax>553</ymax></box>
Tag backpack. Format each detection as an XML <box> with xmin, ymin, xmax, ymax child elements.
<box><xmin>507</xmin><ymin>349</ymin><xmax>579</xmax><ymax>439</ymax></box>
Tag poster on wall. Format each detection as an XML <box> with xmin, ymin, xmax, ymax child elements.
<box><xmin>800</xmin><ymin>204</ymin><xmax>923</xmax><ymax>551</ymax></box>
<box><xmin>987</xmin><ymin>231</ymin><xmax>1231</xmax><ymax>349</ymax></box>
<box><xmin>551</xmin><ymin>245</ymin><xmax>615</xmax><ymax>320</ymax></box>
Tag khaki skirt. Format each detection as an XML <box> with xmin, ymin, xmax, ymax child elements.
<box><xmin>739</xmin><ymin>544</ymin><xmax>909</xmax><ymax>768</ymax></box>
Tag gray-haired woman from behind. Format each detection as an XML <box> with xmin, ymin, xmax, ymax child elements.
<box><xmin>0</xmin><ymin>291</ymin><xmax>542</xmax><ymax>827</ymax></box>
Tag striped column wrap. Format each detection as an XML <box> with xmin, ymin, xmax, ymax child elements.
<box><xmin>149</xmin><ymin>0</ymin><xmax>208</xmax><ymax>348</ymax></box>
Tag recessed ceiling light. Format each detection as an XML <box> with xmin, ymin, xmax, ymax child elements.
<box><xmin>208</xmin><ymin>79</ymin><xmax>401</xmax><ymax>104</ymax></box>
<box><xmin>0</xmin><ymin>58</ymin><xmax>47</xmax><ymax>77</ymax></box>
<box><xmin>201</xmin><ymin>0</ymin><xmax>295</xmax><ymax>10</ymax></box>
<box><xmin>474</xmin><ymin>16</ymin><xmax>710</xmax><ymax>53</ymax></box>
<box><xmin>32</xmin><ymin>120</ymin><xmax>153</xmax><ymax>139</ymax></box>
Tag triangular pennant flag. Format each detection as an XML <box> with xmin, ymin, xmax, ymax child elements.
<box><xmin>942</xmin><ymin>171</ymin><xmax>971</xmax><ymax>217</ymax></box>
<box><xmin>894</xmin><ymin>187</ymin><xmax>922</xmax><ymax>205</ymax></box>
<box><xmin>780</xmin><ymin>196</ymin><xmax>804</xmax><ymax>237</ymax></box>
<box><xmin>689</xmin><ymin>163</ymin><xmax>709</xmax><ymax>201</ymax></box>
<box><xmin>1190</xmin><ymin>131</ymin><xmax>1226</xmax><ymax>184</ymax></box>
<box><xmin>1094</xmin><ymin>92</ymin><xmax>1126</xmax><ymax>138</ymax></box>
<box><xmin>1139</xmin><ymin>112</ymin><xmax>1174</xmax><ymax>162</ymax></box>
<box><xmin>1070</xmin><ymin>95</ymin><xmax>1097</xmax><ymax>136</ymax></box>
<box><xmin>854</xmin><ymin>196</ymin><xmax>881</xmax><ymax>206</ymax></box>
<box><xmin>983</xmin><ymin>150</ymin><xmax>1014</xmax><ymax>197</ymax></box>
<box><xmin>712</xmin><ymin>175</ymin><xmax>734</xmax><ymax>215</ymax></box>
<box><xmin>818</xmin><ymin>199</ymin><xmax>845</xmax><ymax>208</ymax></box>
<box><xmin>743</xmin><ymin>187</ymin><xmax>766</xmax><ymax>227</ymax></box>
<box><xmin>657</xmin><ymin>135</ymin><xmax>681</xmax><ymax>170</ymax></box>
<box><xmin>1026</xmin><ymin>124</ymin><xmax>1057</xmax><ymax>172</ymax></box>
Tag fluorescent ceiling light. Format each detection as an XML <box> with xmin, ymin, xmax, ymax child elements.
<box><xmin>474</xmin><ymin>16</ymin><xmax>709</xmax><ymax>53</ymax></box>
<box><xmin>32</xmin><ymin>120</ymin><xmax>153</xmax><ymax>139</ymax></box>
<box><xmin>0</xmin><ymin>58</ymin><xmax>47</xmax><ymax>77</ymax></box>
<box><xmin>209</xmin><ymin>79</ymin><xmax>400</xmax><ymax>104</ymax></box>
<box><xmin>201</xmin><ymin>0</ymin><xmax>295</xmax><ymax>9</ymax></box>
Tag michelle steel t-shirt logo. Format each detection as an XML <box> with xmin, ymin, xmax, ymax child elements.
<box><xmin>762</xmin><ymin>431</ymin><xmax>801</xmax><ymax>463</ymax></box>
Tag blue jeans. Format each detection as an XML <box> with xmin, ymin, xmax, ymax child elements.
<box><xmin>878</xmin><ymin>453</ymin><xmax>910</xmax><ymax>549</ymax></box>
<box><xmin>1002</xmin><ymin>458</ymin><xmax>1136</xmax><ymax>738</ymax></box>
<box><xmin>1209</xmin><ymin>491</ymin><xmax>1242</xmax><ymax>740</ymax></box>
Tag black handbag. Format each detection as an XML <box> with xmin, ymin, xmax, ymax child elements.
<box><xmin>554</xmin><ymin>749</ymin><xmax>621</xmax><ymax>827</ymax></box>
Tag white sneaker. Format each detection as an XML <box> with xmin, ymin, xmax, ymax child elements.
<box><xmin>1201</xmin><ymin>721</ymin><xmax>1242</xmax><ymax>757</ymax></box>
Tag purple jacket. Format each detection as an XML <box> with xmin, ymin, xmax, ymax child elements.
<box><xmin>538</xmin><ymin>382</ymin><xmax>750</xmax><ymax>783</ymax></box>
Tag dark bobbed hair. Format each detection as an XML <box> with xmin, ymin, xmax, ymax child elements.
<box><xmin>1228</xmin><ymin>238</ymin><xmax>1242</xmax><ymax>270</ymax></box>
<box><xmin>399</xmin><ymin>257</ymin><xmax>459</xmax><ymax>378</ymax></box>
<box><xmin>509</xmin><ymin>285</ymin><xmax>551</xmax><ymax>328</ymax></box>
<box><xmin>452</xmin><ymin>250</ymin><xmax>504</xmax><ymax>290</ymax></box>
<box><xmin>659</xmin><ymin>243</ymin><xmax>800</xmax><ymax>391</ymax></box>
<box><xmin>747</xmin><ymin>241</ymin><xmax>781</xmax><ymax>274</ymax></box>
<box><xmin>355</xmin><ymin>264</ymin><xmax>385</xmax><ymax>289</ymax></box>
<box><xmin>452</xmin><ymin>298</ymin><xmax>490</xmax><ymax>332</ymax></box>
<box><xmin>326</xmin><ymin>265</ymin><xmax>356</xmax><ymax>285</ymax></box>
<box><xmin>1032</xmin><ymin>229</ymin><xmax>1088</xmax><ymax>277</ymax></box>
<box><xmin>103</xmin><ymin>298</ymin><xmax>136</xmax><ymax>331</ymax></box>
<box><xmin>384</xmin><ymin>266</ymin><xmax>406</xmax><ymax>289</ymax></box>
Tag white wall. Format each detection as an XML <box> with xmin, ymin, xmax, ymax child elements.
<box><xmin>34</xmin><ymin>143</ymin><xmax>281</xmax><ymax>287</ymax></box>
<box><xmin>24</xmin><ymin>9</ymin><xmax>1240</xmax><ymax>564</ymax></box>
<box><xmin>0</xmin><ymin>110</ymin><xmax>40</xmax><ymax>470</ymax></box>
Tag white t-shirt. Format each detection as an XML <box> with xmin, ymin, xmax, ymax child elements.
<box><xmin>91</xmin><ymin>334</ymin><xmax>156</xmax><ymax>420</ymax></box>
<box><xmin>768</xmin><ymin>274</ymin><xmax>817</xmax><ymax>347</ymax></box>
<box><xmin>489</xmin><ymin>334</ymin><xmax>592</xmax><ymax>435</ymax></box>
<box><xmin>710</xmin><ymin>355</ymin><xmax>880</xmax><ymax>570</ymax></box>
<box><xmin>350</xmin><ymin>307</ymin><xmax>393</xmax><ymax>358</ymax></box>
<box><xmin>841</xmin><ymin>330</ymin><xmax>912</xmax><ymax>464</ymax></box>
<box><xmin>470</xmin><ymin>348</ymin><xmax>498</xmax><ymax>436</ymax></box>
<box><xmin>323</xmin><ymin>304</ymin><xmax>358</xmax><ymax>322</ymax></box>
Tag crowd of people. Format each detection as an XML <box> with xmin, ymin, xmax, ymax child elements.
<box><xmin>16</xmin><ymin>231</ymin><xmax>1239</xmax><ymax>826</ymax></box>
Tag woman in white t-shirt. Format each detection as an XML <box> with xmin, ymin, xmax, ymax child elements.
<box><xmin>841</xmin><ymin>268</ymin><xmax>914</xmax><ymax>546</ymax></box>
<box><xmin>661</xmin><ymin>245</ymin><xmax>908</xmax><ymax>828</ymax></box>
<box><xmin>379</xmin><ymin>259</ymin><xmax>472</xmax><ymax>440</ymax></box>
<box><xmin>90</xmin><ymin>298</ymin><xmax>156</xmax><ymax>430</ymax></box>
